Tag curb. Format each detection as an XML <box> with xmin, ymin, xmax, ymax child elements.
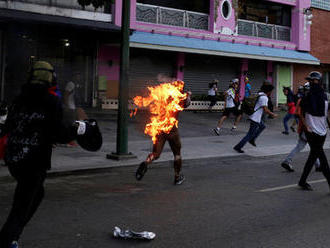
<box><xmin>0</xmin><ymin>154</ymin><xmax>252</xmax><ymax>181</ymax></box>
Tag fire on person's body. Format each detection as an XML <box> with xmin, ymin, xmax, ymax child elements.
<box><xmin>132</xmin><ymin>81</ymin><xmax>188</xmax><ymax>144</ymax></box>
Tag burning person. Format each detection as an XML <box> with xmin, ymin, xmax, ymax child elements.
<box><xmin>133</xmin><ymin>73</ymin><xmax>191</xmax><ymax>185</ymax></box>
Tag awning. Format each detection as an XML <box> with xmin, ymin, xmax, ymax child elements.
<box><xmin>0</xmin><ymin>8</ymin><xmax>120</xmax><ymax>32</ymax></box>
<box><xmin>130</xmin><ymin>31</ymin><xmax>320</xmax><ymax>65</ymax></box>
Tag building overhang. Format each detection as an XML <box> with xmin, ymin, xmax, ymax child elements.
<box><xmin>0</xmin><ymin>8</ymin><xmax>120</xmax><ymax>32</ymax></box>
<box><xmin>130</xmin><ymin>31</ymin><xmax>320</xmax><ymax>65</ymax></box>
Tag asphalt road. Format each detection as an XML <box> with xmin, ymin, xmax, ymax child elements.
<box><xmin>1</xmin><ymin>151</ymin><xmax>330</xmax><ymax>248</ymax></box>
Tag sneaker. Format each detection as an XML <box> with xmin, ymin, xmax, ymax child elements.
<box><xmin>298</xmin><ymin>182</ymin><xmax>313</xmax><ymax>191</ymax></box>
<box><xmin>174</xmin><ymin>174</ymin><xmax>185</xmax><ymax>185</ymax></box>
<box><xmin>135</xmin><ymin>162</ymin><xmax>148</xmax><ymax>181</ymax></box>
<box><xmin>249</xmin><ymin>140</ymin><xmax>256</xmax><ymax>147</ymax></box>
<box><xmin>233</xmin><ymin>146</ymin><xmax>244</xmax><ymax>153</ymax></box>
<box><xmin>10</xmin><ymin>241</ymin><xmax>18</xmax><ymax>248</ymax></box>
<box><xmin>231</xmin><ymin>126</ymin><xmax>237</xmax><ymax>131</ymax></box>
<box><xmin>213</xmin><ymin>128</ymin><xmax>220</xmax><ymax>136</ymax></box>
<box><xmin>290</xmin><ymin>126</ymin><xmax>296</xmax><ymax>132</ymax></box>
<box><xmin>282</xmin><ymin>131</ymin><xmax>289</xmax><ymax>135</ymax></box>
<box><xmin>281</xmin><ymin>162</ymin><xmax>294</xmax><ymax>172</ymax></box>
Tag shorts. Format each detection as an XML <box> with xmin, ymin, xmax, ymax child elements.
<box><xmin>208</xmin><ymin>95</ymin><xmax>217</xmax><ymax>107</ymax></box>
<box><xmin>223</xmin><ymin>107</ymin><xmax>241</xmax><ymax>117</ymax></box>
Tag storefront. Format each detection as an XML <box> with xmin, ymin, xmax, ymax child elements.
<box><xmin>2</xmin><ymin>23</ymin><xmax>97</xmax><ymax>107</ymax></box>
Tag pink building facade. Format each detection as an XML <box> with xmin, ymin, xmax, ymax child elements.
<box><xmin>98</xmin><ymin>0</ymin><xmax>318</xmax><ymax>106</ymax></box>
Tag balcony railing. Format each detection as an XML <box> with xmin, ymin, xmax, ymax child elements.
<box><xmin>136</xmin><ymin>3</ymin><xmax>209</xmax><ymax>31</ymax></box>
<box><xmin>238</xmin><ymin>19</ymin><xmax>291</xmax><ymax>42</ymax></box>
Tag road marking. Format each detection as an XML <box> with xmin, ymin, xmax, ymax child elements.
<box><xmin>258</xmin><ymin>179</ymin><xmax>326</xmax><ymax>192</ymax></box>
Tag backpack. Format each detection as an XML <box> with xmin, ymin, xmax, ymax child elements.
<box><xmin>241</xmin><ymin>94</ymin><xmax>261</xmax><ymax>115</ymax></box>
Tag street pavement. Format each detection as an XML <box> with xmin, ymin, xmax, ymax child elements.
<box><xmin>1</xmin><ymin>110</ymin><xmax>329</xmax><ymax>178</ymax></box>
<box><xmin>1</xmin><ymin>151</ymin><xmax>330</xmax><ymax>247</ymax></box>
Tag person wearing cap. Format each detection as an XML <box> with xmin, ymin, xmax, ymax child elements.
<box><xmin>298</xmin><ymin>71</ymin><xmax>330</xmax><ymax>191</ymax></box>
<box><xmin>0</xmin><ymin>61</ymin><xmax>85</xmax><ymax>248</ymax></box>
<box><xmin>244</xmin><ymin>77</ymin><xmax>252</xmax><ymax>98</ymax></box>
<box><xmin>233</xmin><ymin>83</ymin><xmax>277</xmax><ymax>153</ymax></box>
<box><xmin>281</xmin><ymin>82</ymin><xmax>320</xmax><ymax>172</ymax></box>
<box><xmin>282</xmin><ymin>86</ymin><xmax>299</xmax><ymax>135</ymax></box>
<box><xmin>214</xmin><ymin>79</ymin><xmax>242</xmax><ymax>135</ymax></box>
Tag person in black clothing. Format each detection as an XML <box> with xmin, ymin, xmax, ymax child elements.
<box><xmin>298</xmin><ymin>71</ymin><xmax>330</xmax><ymax>191</ymax></box>
<box><xmin>0</xmin><ymin>61</ymin><xmax>83</xmax><ymax>248</ymax></box>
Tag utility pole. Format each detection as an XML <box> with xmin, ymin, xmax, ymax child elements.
<box><xmin>107</xmin><ymin>0</ymin><xmax>136</xmax><ymax>160</ymax></box>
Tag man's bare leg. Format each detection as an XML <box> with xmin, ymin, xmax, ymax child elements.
<box><xmin>136</xmin><ymin>134</ymin><xmax>166</xmax><ymax>181</ymax></box>
<box><xmin>232</xmin><ymin>114</ymin><xmax>242</xmax><ymax>130</ymax></box>
<box><xmin>217</xmin><ymin>116</ymin><xmax>227</xmax><ymax>129</ymax></box>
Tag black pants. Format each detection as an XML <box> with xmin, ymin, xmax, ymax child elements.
<box><xmin>0</xmin><ymin>166</ymin><xmax>46</xmax><ymax>248</ymax></box>
<box><xmin>299</xmin><ymin>132</ymin><xmax>330</xmax><ymax>186</ymax></box>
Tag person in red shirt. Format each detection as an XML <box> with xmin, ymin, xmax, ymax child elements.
<box><xmin>282</xmin><ymin>87</ymin><xmax>299</xmax><ymax>135</ymax></box>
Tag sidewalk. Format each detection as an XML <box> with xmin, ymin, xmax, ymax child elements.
<box><xmin>1</xmin><ymin>110</ymin><xmax>329</xmax><ymax>178</ymax></box>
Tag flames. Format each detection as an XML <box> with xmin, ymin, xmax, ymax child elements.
<box><xmin>132</xmin><ymin>81</ymin><xmax>187</xmax><ymax>144</ymax></box>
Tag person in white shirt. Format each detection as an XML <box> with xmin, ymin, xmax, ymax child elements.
<box><xmin>208</xmin><ymin>80</ymin><xmax>218</xmax><ymax>111</ymax></box>
<box><xmin>214</xmin><ymin>79</ymin><xmax>242</xmax><ymax>135</ymax></box>
<box><xmin>233</xmin><ymin>83</ymin><xmax>277</xmax><ymax>153</ymax></box>
<box><xmin>64</xmin><ymin>81</ymin><xmax>76</xmax><ymax>110</ymax></box>
<box><xmin>298</xmin><ymin>71</ymin><xmax>330</xmax><ymax>191</ymax></box>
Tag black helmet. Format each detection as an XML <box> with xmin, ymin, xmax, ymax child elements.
<box><xmin>306</xmin><ymin>71</ymin><xmax>322</xmax><ymax>81</ymax></box>
<box><xmin>76</xmin><ymin>119</ymin><xmax>103</xmax><ymax>152</ymax></box>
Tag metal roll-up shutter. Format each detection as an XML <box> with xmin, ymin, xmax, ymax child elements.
<box><xmin>246</xmin><ymin>60</ymin><xmax>267</xmax><ymax>94</ymax></box>
<box><xmin>183</xmin><ymin>54</ymin><xmax>240</xmax><ymax>95</ymax></box>
<box><xmin>129</xmin><ymin>48</ymin><xmax>175</xmax><ymax>98</ymax></box>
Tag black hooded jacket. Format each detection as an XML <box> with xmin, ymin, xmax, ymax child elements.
<box><xmin>2</xmin><ymin>84</ymin><xmax>77</xmax><ymax>170</ymax></box>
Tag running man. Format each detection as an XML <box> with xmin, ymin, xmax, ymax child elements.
<box><xmin>298</xmin><ymin>71</ymin><xmax>330</xmax><ymax>191</ymax></box>
<box><xmin>135</xmin><ymin>74</ymin><xmax>191</xmax><ymax>185</ymax></box>
<box><xmin>281</xmin><ymin>82</ymin><xmax>320</xmax><ymax>172</ymax></box>
<box><xmin>214</xmin><ymin>79</ymin><xmax>242</xmax><ymax>135</ymax></box>
<box><xmin>233</xmin><ymin>83</ymin><xmax>277</xmax><ymax>153</ymax></box>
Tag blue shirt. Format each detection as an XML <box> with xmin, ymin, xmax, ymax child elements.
<box><xmin>245</xmin><ymin>83</ymin><xmax>251</xmax><ymax>98</ymax></box>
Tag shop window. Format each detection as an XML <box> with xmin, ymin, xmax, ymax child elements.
<box><xmin>238</xmin><ymin>0</ymin><xmax>291</xmax><ymax>27</ymax></box>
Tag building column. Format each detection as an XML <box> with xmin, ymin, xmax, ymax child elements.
<box><xmin>291</xmin><ymin>0</ymin><xmax>311</xmax><ymax>51</ymax></box>
<box><xmin>239</xmin><ymin>59</ymin><xmax>248</xmax><ymax>100</ymax></box>
<box><xmin>113</xmin><ymin>0</ymin><xmax>122</xmax><ymax>26</ymax></box>
<box><xmin>209</xmin><ymin>0</ymin><xmax>215</xmax><ymax>32</ymax></box>
<box><xmin>176</xmin><ymin>52</ymin><xmax>185</xmax><ymax>81</ymax></box>
<box><xmin>213</xmin><ymin>0</ymin><xmax>236</xmax><ymax>35</ymax></box>
<box><xmin>113</xmin><ymin>0</ymin><xmax>136</xmax><ymax>28</ymax></box>
<box><xmin>267</xmin><ymin>61</ymin><xmax>273</xmax><ymax>83</ymax></box>
<box><xmin>97</xmin><ymin>45</ymin><xmax>120</xmax><ymax>99</ymax></box>
<box><xmin>130</xmin><ymin>0</ymin><xmax>137</xmax><ymax>29</ymax></box>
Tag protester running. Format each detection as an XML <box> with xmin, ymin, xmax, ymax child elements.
<box><xmin>214</xmin><ymin>79</ymin><xmax>242</xmax><ymax>134</ymax></box>
<box><xmin>208</xmin><ymin>80</ymin><xmax>218</xmax><ymax>111</ymax></box>
<box><xmin>245</xmin><ymin>77</ymin><xmax>252</xmax><ymax>98</ymax></box>
<box><xmin>282</xmin><ymin>87</ymin><xmax>299</xmax><ymax>135</ymax></box>
<box><xmin>135</xmin><ymin>74</ymin><xmax>191</xmax><ymax>185</ymax></box>
<box><xmin>0</xmin><ymin>61</ymin><xmax>88</xmax><ymax>248</ymax></box>
<box><xmin>281</xmin><ymin>82</ymin><xmax>320</xmax><ymax>172</ymax></box>
<box><xmin>298</xmin><ymin>72</ymin><xmax>330</xmax><ymax>191</ymax></box>
<box><xmin>233</xmin><ymin>83</ymin><xmax>277</xmax><ymax>153</ymax></box>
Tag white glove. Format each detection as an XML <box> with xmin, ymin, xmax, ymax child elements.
<box><xmin>75</xmin><ymin>121</ymin><xmax>86</xmax><ymax>135</ymax></box>
<box><xmin>0</xmin><ymin>114</ymin><xmax>7</xmax><ymax>124</ymax></box>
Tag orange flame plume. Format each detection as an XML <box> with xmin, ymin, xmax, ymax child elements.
<box><xmin>132</xmin><ymin>81</ymin><xmax>187</xmax><ymax>144</ymax></box>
